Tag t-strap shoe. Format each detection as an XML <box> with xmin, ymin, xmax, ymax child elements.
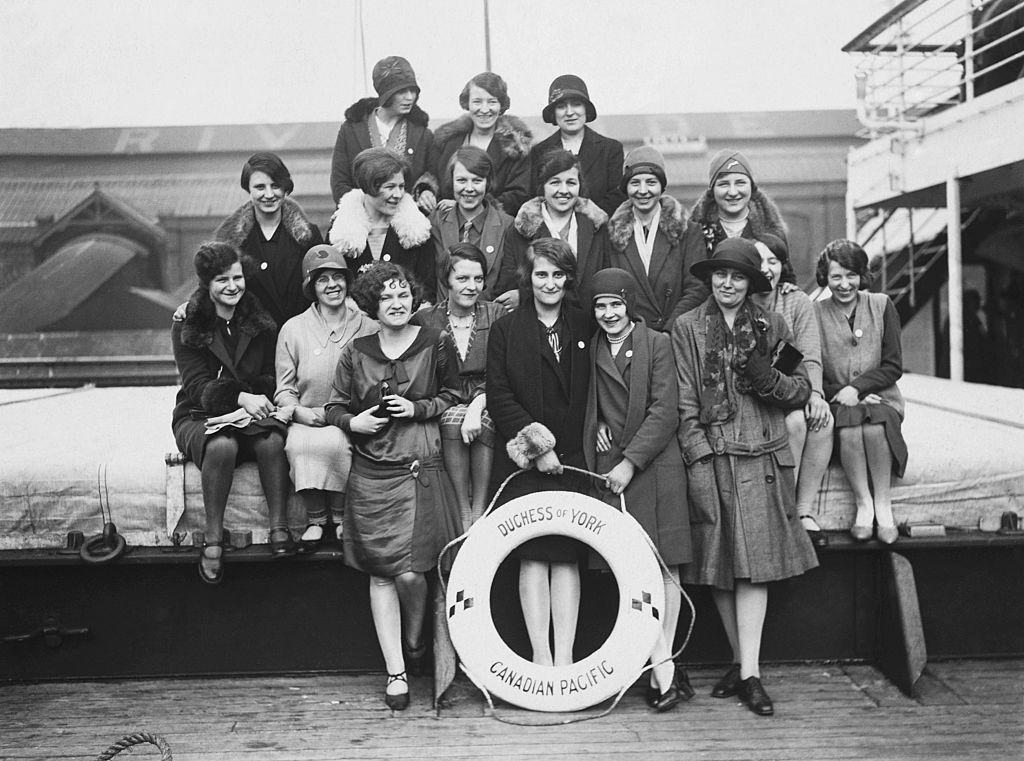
<box><xmin>385</xmin><ymin>672</ymin><xmax>409</xmax><ymax>711</ymax></box>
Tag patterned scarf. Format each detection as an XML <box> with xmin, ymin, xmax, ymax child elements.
<box><xmin>698</xmin><ymin>298</ymin><xmax>770</xmax><ymax>424</ymax></box>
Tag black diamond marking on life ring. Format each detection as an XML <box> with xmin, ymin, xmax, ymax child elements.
<box><xmin>448</xmin><ymin>589</ymin><xmax>474</xmax><ymax>619</ymax></box>
<box><xmin>631</xmin><ymin>590</ymin><xmax>660</xmax><ymax>620</ymax></box>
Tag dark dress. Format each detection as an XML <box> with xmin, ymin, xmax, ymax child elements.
<box><xmin>487</xmin><ymin>300</ymin><xmax>591</xmax><ymax>561</ymax></box>
<box><xmin>213</xmin><ymin>199</ymin><xmax>323</xmax><ymax>330</ymax></box>
<box><xmin>171</xmin><ymin>291</ymin><xmax>282</xmax><ymax>467</ymax></box>
<box><xmin>411</xmin><ymin>300</ymin><xmax>505</xmax><ymax>447</ymax></box>
<box><xmin>325</xmin><ymin>327</ymin><xmax>462</xmax><ymax>575</ymax></box>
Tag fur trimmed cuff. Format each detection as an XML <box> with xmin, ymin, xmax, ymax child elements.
<box><xmin>506</xmin><ymin>422</ymin><xmax>556</xmax><ymax>469</ymax></box>
<box><xmin>201</xmin><ymin>377</ymin><xmax>245</xmax><ymax>416</ymax></box>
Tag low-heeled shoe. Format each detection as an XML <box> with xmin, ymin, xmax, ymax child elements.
<box><xmin>738</xmin><ymin>676</ymin><xmax>774</xmax><ymax>716</ymax></box>
<box><xmin>269</xmin><ymin>528</ymin><xmax>297</xmax><ymax>558</ymax></box>
<box><xmin>653</xmin><ymin>682</ymin><xmax>683</xmax><ymax>713</ymax></box>
<box><xmin>711</xmin><ymin>664</ymin><xmax>741</xmax><ymax>698</ymax></box>
<box><xmin>850</xmin><ymin>524</ymin><xmax>873</xmax><ymax>542</ymax></box>
<box><xmin>644</xmin><ymin>684</ymin><xmax>659</xmax><ymax>708</ymax></box>
<box><xmin>676</xmin><ymin>665</ymin><xmax>695</xmax><ymax>700</ymax></box>
<box><xmin>876</xmin><ymin>525</ymin><xmax>899</xmax><ymax>544</ymax></box>
<box><xmin>385</xmin><ymin>672</ymin><xmax>409</xmax><ymax>711</ymax></box>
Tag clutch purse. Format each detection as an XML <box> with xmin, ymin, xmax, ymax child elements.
<box><xmin>770</xmin><ymin>340</ymin><xmax>803</xmax><ymax>375</ymax></box>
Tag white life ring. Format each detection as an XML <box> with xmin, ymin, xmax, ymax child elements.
<box><xmin>445</xmin><ymin>490</ymin><xmax>665</xmax><ymax>712</ymax></box>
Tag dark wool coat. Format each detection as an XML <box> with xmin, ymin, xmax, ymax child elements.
<box><xmin>486</xmin><ymin>300</ymin><xmax>591</xmax><ymax>498</ymax></box>
<box><xmin>493</xmin><ymin>197</ymin><xmax>609</xmax><ymax>302</ymax></box>
<box><xmin>330</xmin><ymin>98</ymin><xmax>439</xmax><ymax>204</ymax></box>
<box><xmin>213</xmin><ymin>198</ymin><xmax>323</xmax><ymax>330</ymax></box>
<box><xmin>672</xmin><ymin>299</ymin><xmax>817</xmax><ymax>589</ymax></box>
<box><xmin>429</xmin><ymin>198</ymin><xmax>512</xmax><ymax>300</ymax></box>
<box><xmin>604</xmin><ymin>195</ymin><xmax>709</xmax><ymax>331</ymax></box>
<box><xmin>171</xmin><ymin>290</ymin><xmax>279</xmax><ymax>466</ymax></box>
<box><xmin>583</xmin><ymin>322</ymin><xmax>692</xmax><ymax>565</ymax></box>
<box><xmin>529</xmin><ymin>126</ymin><xmax>625</xmax><ymax>216</ymax></box>
<box><xmin>680</xmin><ymin>188</ymin><xmax>793</xmax><ymax>287</ymax></box>
<box><xmin>433</xmin><ymin>114</ymin><xmax>532</xmax><ymax>216</ymax></box>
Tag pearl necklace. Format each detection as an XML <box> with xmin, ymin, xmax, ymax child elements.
<box><xmin>606</xmin><ymin>322</ymin><xmax>635</xmax><ymax>345</ymax></box>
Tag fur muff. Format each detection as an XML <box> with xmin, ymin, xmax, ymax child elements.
<box><xmin>513</xmin><ymin>197</ymin><xmax>609</xmax><ymax>238</ymax></box>
<box><xmin>214</xmin><ymin>198</ymin><xmax>320</xmax><ymax>250</ymax></box>
<box><xmin>507</xmin><ymin>422</ymin><xmax>557</xmax><ymax>469</ymax></box>
<box><xmin>329</xmin><ymin>189</ymin><xmax>432</xmax><ymax>256</ymax></box>
<box><xmin>606</xmin><ymin>195</ymin><xmax>688</xmax><ymax>252</ymax></box>
<box><xmin>344</xmin><ymin>97</ymin><xmax>430</xmax><ymax>127</ymax></box>
<box><xmin>178</xmin><ymin>288</ymin><xmax>277</xmax><ymax>349</ymax></box>
<box><xmin>433</xmin><ymin>114</ymin><xmax>532</xmax><ymax>159</ymax></box>
<box><xmin>689</xmin><ymin>188</ymin><xmax>788</xmax><ymax>240</ymax></box>
<box><xmin>200</xmin><ymin>376</ymin><xmax>245</xmax><ymax>415</ymax></box>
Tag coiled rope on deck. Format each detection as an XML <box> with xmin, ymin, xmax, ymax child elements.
<box><xmin>94</xmin><ymin>732</ymin><xmax>172</xmax><ymax>760</ymax></box>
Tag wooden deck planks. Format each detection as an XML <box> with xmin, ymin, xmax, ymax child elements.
<box><xmin>0</xmin><ymin>661</ymin><xmax>1021</xmax><ymax>761</ymax></box>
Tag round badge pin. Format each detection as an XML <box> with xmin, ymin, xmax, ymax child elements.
<box><xmin>577</xmin><ymin>341</ymin><xmax>585</xmax><ymax>349</ymax></box>
<box><xmin>486</xmin><ymin>245</ymin><xmax>494</xmax><ymax>254</ymax></box>
<box><xmin>625</xmin><ymin>349</ymin><xmax>633</xmax><ymax>358</ymax></box>
<box><xmin>854</xmin><ymin>329</ymin><xmax>864</xmax><ymax>338</ymax></box>
<box><xmin>383</xmin><ymin>254</ymin><xmax>391</xmax><ymax>262</ymax></box>
<box><xmin>260</xmin><ymin>262</ymin><xmax>268</xmax><ymax>270</ymax></box>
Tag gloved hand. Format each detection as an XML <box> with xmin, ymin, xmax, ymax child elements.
<box><xmin>738</xmin><ymin>347</ymin><xmax>774</xmax><ymax>387</ymax></box>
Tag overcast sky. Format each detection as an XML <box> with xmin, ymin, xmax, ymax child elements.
<box><xmin>1</xmin><ymin>0</ymin><xmax>891</xmax><ymax>128</ymax></box>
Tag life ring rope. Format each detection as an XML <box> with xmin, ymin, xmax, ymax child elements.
<box><xmin>438</xmin><ymin>465</ymin><xmax>696</xmax><ymax>724</ymax></box>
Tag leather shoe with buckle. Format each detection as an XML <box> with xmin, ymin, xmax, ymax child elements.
<box><xmin>711</xmin><ymin>664</ymin><xmax>741</xmax><ymax>698</ymax></box>
<box><xmin>738</xmin><ymin>676</ymin><xmax>774</xmax><ymax>716</ymax></box>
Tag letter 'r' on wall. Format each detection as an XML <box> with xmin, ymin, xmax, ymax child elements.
<box><xmin>114</xmin><ymin>129</ymin><xmax>159</xmax><ymax>153</ymax></box>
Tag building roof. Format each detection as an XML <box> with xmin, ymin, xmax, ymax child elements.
<box><xmin>0</xmin><ymin>234</ymin><xmax>143</xmax><ymax>332</ymax></box>
<box><xmin>0</xmin><ymin>111</ymin><xmax>860</xmax><ymax>157</ymax></box>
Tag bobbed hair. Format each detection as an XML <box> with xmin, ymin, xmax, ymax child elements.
<box><xmin>516</xmin><ymin>237</ymin><xmax>577</xmax><ymax>293</ymax></box>
<box><xmin>756</xmin><ymin>232</ymin><xmax>797</xmax><ymax>286</ymax></box>
<box><xmin>194</xmin><ymin>241</ymin><xmax>253</xmax><ymax>287</ymax></box>
<box><xmin>240</xmin><ymin>152</ymin><xmax>294</xmax><ymax>195</ymax></box>
<box><xmin>350</xmin><ymin>261</ymin><xmax>423</xmax><ymax>317</ymax></box>
<box><xmin>459</xmin><ymin>72</ymin><xmax>510</xmax><ymax>114</ymax></box>
<box><xmin>534</xmin><ymin>148</ymin><xmax>587</xmax><ymax>197</ymax></box>
<box><xmin>443</xmin><ymin>146</ymin><xmax>492</xmax><ymax>198</ymax></box>
<box><xmin>816</xmin><ymin>238</ymin><xmax>872</xmax><ymax>289</ymax></box>
<box><xmin>441</xmin><ymin>242</ymin><xmax>488</xmax><ymax>284</ymax></box>
<box><xmin>352</xmin><ymin>147</ymin><xmax>411</xmax><ymax>197</ymax></box>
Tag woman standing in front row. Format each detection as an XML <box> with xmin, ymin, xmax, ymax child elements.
<box><xmin>605</xmin><ymin>146</ymin><xmax>708</xmax><ymax>332</ymax></box>
<box><xmin>530</xmin><ymin>74</ymin><xmax>624</xmax><ymax>216</ymax></box>
<box><xmin>412</xmin><ymin>244</ymin><xmax>505</xmax><ymax>531</ymax></box>
<box><xmin>487</xmin><ymin>238</ymin><xmax>591</xmax><ymax>667</ymax></box>
<box><xmin>325</xmin><ymin>262</ymin><xmax>461</xmax><ymax>710</ymax></box>
<box><xmin>583</xmin><ymin>268</ymin><xmax>693</xmax><ymax>712</ymax></box>
<box><xmin>673</xmin><ymin>238</ymin><xmax>817</xmax><ymax>716</ymax></box>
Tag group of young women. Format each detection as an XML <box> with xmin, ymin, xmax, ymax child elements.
<box><xmin>171</xmin><ymin>58</ymin><xmax>908</xmax><ymax>717</ymax></box>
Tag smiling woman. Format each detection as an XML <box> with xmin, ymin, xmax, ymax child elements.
<box><xmin>211</xmin><ymin>152</ymin><xmax>324</xmax><ymax>331</ymax></box>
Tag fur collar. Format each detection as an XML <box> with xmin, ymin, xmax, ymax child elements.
<box><xmin>329</xmin><ymin>189</ymin><xmax>432</xmax><ymax>255</ymax></box>
<box><xmin>344</xmin><ymin>97</ymin><xmax>430</xmax><ymax>127</ymax></box>
<box><xmin>514</xmin><ymin>196</ymin><xmax>609</xmax><ymax>238</ymax></box>
<box><xmin>606</xmin><ymin>195</ymin><xmax>687</xmax><ymax>252</ymax></box>
<box><xmin>688</xmin><ymin>188</ymin><xmax>787</xmax><ymax>239</ymax></box>
<box><xmin>179</xmin><ymin>289</ymin><xmax>276</xmax><ymax>348</ymax></box>
<box><xmin>214</xmin><ymin>198</ymin><xmax>319</xmax><ymax>249</ymax></box>
<box><xmin>433</xmin><ymin>114</ymin><xmax>532</xmax><ymax>159</ymax></box>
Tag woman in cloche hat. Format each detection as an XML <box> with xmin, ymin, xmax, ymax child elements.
<box><xmin>330</xmin><ymin>56</ymin><xmax>439</xmax><ymax>214</ymax></box>
<box><xmin>672</xmin><ymin>237</ymin><xmax>818</xmax><ymax>717</ymax></box>
<box><xmin>529</xmin><ymin>74</ymin><xmax>625</xmax><ymax>216</ymax></box>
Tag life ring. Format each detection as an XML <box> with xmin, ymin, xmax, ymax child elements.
<box><xmin>445</xmin><ymin>490</ymin><xmax>664</xmax><ymax>712</ymax></box>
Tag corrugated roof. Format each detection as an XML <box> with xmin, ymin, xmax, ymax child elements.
<box><xmin>0</xmin><ymin>173</ymin><xmax>327</xmax><ymax>227</ymax></box>
<box><xmin>0</xmin><ymin>234</ymin><xmax>142</xmax><ymax>332</ymax></box>
<box><xmin>0</xmin><ymin>111</ymin><xmax>860</xmax><ymax>157</ymax></box>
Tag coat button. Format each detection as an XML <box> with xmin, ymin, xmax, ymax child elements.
<box><xmin>852</xmin><ymin>370</ymin><xmax>859</xmax><ymax>377</ymax></box>
<box><xmin>765</xmin><ymin>474</ymin><xmax>775</xmax><ymax>484</ymax></box>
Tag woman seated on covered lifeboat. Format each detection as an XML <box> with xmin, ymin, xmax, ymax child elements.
<box><xmin>171</xmin><ymin>242</ymin><xmax>296</xmax><ymax>585</ymax></box>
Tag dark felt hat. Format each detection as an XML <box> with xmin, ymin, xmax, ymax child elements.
<box><xmin>707</xmin><ymin>148</ymin><xmax>756</xmax><ymax>191</ymax></box>
<box><xmin>372</xmin><ymin>56</ymin><xmax>419</xmax><ymax>106</ymax></box>
<box><xmin>301</xmin><ymin>245</ymin><xmax>351</xmax><ymax>301</ymax></box>
<box><xmin>690</xmin><ymin>237</ymin><xmax>772</xmax><ymax>293</ymax></box>
<box><xmin>588</xmin><ymin>267</ymin><xmax>638</xmax><ymax>318</ymax></box>
<box><xmin>620</xmin><ymin>145</ymin><xmax>667</xmax><ymax>193</ymax></box>
<box><xmin>542</xmin><ymin>74</ymin><xmax>597</xmax><ymax>124</ymax></box>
